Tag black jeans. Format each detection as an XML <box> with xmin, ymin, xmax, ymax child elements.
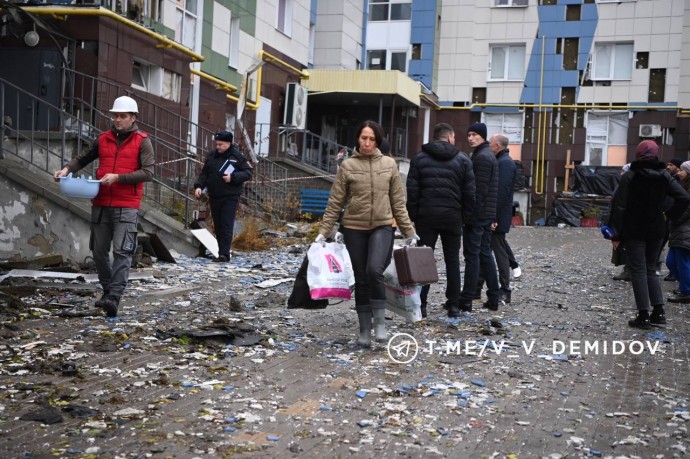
<box><xmin>342</xmin><ymin>225</ymin><xmax>394</xmax><ymax>313</ymax></box>
<box><xmin>416</xmin><ymin>224</ymin><xmax>462</xmax><ymax>308</ymax></box>
<box><xmin>625</xmin><ymin>238</ymin><xmax>664</xmax><ymax>311</ymax></box>
<box><xmin>461</xmin><ymin>221</ymin><xmax>500</xmax><ymax>305</ymax></box>
<box><xmin>210</xmin><ymin>195</ymin><xmax>240</xmax><ymax>258</ymax></box>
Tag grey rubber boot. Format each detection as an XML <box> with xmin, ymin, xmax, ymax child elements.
<box><xmin>356</xmin><ymin>311</ymin><xmax>372</xmax><ymax>347</ymax></box>
<box><xmin>372</xmin><ymin>302</ymin><xmax>387</xmax><ymax>342</ymax></box>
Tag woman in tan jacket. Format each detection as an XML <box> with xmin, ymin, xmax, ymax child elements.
<box><xmin>316</xmin><ymin>120</ymin><xmax>418</xmax><ymax>346</ymax></box>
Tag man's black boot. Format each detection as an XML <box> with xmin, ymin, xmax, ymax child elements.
<box><xmin>628</xmin><ymin>310</ymin><xmax>651</xmax><ymax>329</ymax></box>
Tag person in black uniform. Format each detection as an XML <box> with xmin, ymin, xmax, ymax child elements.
<box><xmin>194</xmin><ymin>131</ymin><xmax>253</xmax><ymax>262</ymax></box>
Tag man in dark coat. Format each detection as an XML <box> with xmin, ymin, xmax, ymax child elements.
<box><xmin>407</xmin><ymin>123</ymin><xmax>476</xmax><ymax>318</ymax></box>
<box><xmin>459</xmin><ymin>122</ymin><xmax>501</xmax><ymax>311</ymax></box>
<box><xmin>489</xmin><ymin>134</ymin><xmax>517</xmax><ymax>303</ymax></box>
<box><xmin>194</xmin><ymin>131</ymin><xmax>253</xmax><ymax>262</ymax></box>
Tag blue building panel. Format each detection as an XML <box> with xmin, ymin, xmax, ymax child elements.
<box><xmin>411</xmin><ymin>26</ymin><xmax>435</xmax><ymax>43</ymax></box>
<box><xmin>581</xmin><ymin>4</ymin><xmax>598</xmax><ymax>21</ymax></box>
<box><xmin>538</xmin><ymin>5</ymin><xmax>566</xmax><ymax>23</ymax></box>
<box><xmin>520</xmin><ymin>1</ymin><xmax>598</xmax><ymax>105</ymax></box>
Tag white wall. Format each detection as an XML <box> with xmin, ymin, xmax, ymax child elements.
<box><xmin>435</xmin><ymin>1</ymin><xmax>538</xmax><ymax>104</ymax></box>
<box><xmin>313</xmin><ymin>0</ymin><xmax>363</xmax><ymax>69</ymax></box>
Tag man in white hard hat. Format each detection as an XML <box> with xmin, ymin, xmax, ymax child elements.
<box><xmin>53</xmin><ymin>95</ymin><xmax>154</xmax><ymax>317</ymax></box>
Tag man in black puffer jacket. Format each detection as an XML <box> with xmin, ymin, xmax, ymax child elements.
<box><xmin>407</xmin><ymin>123</ymin><xmax>476</xmax><ymax>318</ymax></box>
<box><xmin>194</xmin><ymin>131</ymin><xmax>253</xmax><ymax>262</ymax></box>
<box><xmin>460</xmin><ymin>122</ymin><xmax>501</xmax><ymax>312</ymax></box>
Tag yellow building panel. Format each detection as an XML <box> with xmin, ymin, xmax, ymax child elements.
<box><xmin>305</xmin><ymin>70</ymin><xmax>421</xmax><ymax>106</ymax></box>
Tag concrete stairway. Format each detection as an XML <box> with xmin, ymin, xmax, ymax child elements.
<box><xmin>0</xmin><ymin>157</ymin><xmax>199</xmax><ymax>262</ymax></box>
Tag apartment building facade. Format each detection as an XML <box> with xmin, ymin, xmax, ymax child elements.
<box><xmin>2</xmin><ymin>0</ymin><xmax>690</xmax><ymax>215</ymax></box>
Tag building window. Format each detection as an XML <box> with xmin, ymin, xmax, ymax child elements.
<box><xmin>175</xmin><ymin>0</ymin><xmax>197</xmax><ymax>50</ymax></box>
<box><xmin>228</xmin><ymin>16</ymin><xmax>240</xmax><ymax>69</ymax></box>
<box><xmin>391</xmin><ymin>52</ymin><xmax>407</xmax><ymax>72</ymax></box>
<box><xmin>161</xmin><ymin>70</ymin><xmax>182</xmax><ymax>103</ymax></box>
<box><xmin>369</xmin><ymin>0</ymin><xmax>411</xmax><ymax>22</ymax></box>
<box><xmin>132</xmin><ymin>61</ymin><xmax>150</xmax><ymax>92</ymax></box>
<box><xmin>592</xmin><ymin>43</ymin><xmax>633</xmax><ymax>80</ymax></box>
<box><xmin>494</xmin><ymin>0</ymin><xmax>528</xmax><ymax>6</ymax></box>
<box><xmin>484</xmin><ymin>112</ymin><xmax>524</xmax><ymax>144</ymax></box>
<box><xmin>132</xmin><ymin>60</ymin><xmax>181</xmax><ymax>102</ymax></box>
<box><xmin>367</xmin><ymin>50</ymin><xmax>407</xmax><ymax>71</ymax></box>
<box><xmin>367</xmin><ymin>50</ymin><xmax>386</xmax><ymax>70</ymax></box>
<box><xmin>412</xmin><ymin>43</ymin><xmax>422</xmax><ymax>60</ymax></box>
<box><xmin>585</xmin><ymin>111</ymin><xmax>628</xmax><ymax>166</ymax></box>
<box><xmin>276</xmin><ymin>0</ymin><xmax>293</xmax><ymax>36</ymax></box>
<box><xmin>488</xmin><ymin>44</ymin><xmax>526</xmax><ymax>81</ymax></box>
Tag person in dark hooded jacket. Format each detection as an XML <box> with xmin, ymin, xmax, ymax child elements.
<box><xmin>407</xmin><ymin>123</ymin><xmax>476</xmax><ymax>318</ymax></box>
<box><xmin>608</xmin><ymin>140</ymin><xmax>690</xmax><ymax>329</ymax></box>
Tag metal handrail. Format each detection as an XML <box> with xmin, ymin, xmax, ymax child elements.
<box><xmin>0</xmin><ymin>76</ymin><xmax>201</xmax><ymax>222</ymax></box>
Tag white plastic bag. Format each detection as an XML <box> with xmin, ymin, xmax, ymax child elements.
<box><xmin>306</xmin><ymin>241</ymin><xmax>355</xmax><ymax>300</ymax></box>
<box><xmin>383</xmin><ymin>258</ymin><xmax>422</xmax><ymax>322</ymax></box>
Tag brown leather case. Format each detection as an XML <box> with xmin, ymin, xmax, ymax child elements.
<box><xmin>393</xmin><ymin>246</ymin><xmax>439</xmax><ymax>286</ymax></box>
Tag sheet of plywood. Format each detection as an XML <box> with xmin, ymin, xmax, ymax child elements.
<box><xmin>190</xmin><ymin>228</ymin><xmax>219</xmax><ymax>258</ymax></box>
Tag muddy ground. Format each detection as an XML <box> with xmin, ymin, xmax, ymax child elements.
<box><xmin>0</xmin><ymin>226</ymin><xmax>688</xmax><ymax>458</ymax></box>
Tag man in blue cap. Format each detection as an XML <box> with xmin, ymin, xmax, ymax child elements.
<box><xmin>193</xmin><ymin>131</ymin><xmax>253</xmax><ymax>262</ymax></box>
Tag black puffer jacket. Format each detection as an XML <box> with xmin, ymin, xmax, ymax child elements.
<box><xmin>467</xmin><ymin>142</ymin><xmax>498</xmax><ymax>225</ymax></box>
<box><xmin>608</xmin><ymin>160</ymin><xmax>690</xmax><ymax>242</ymax></box>
<box><xmin>194</xmin><ymin>145</ymin><xmax>253</xmax><ymax>199</ymax></box>
<box><xmin>406</xmin><ymin>140</ymin><xmax>475</xmax><ymax>230</ymax></box>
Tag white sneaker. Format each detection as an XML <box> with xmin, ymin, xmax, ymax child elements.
<box><xmin>512</xmin><ymin>267</ymin><xmax>522</xmax><ymax>279</ymax></box>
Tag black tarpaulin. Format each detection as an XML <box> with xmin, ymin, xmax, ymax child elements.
<box><xmin>572</xmin><ymin>165</ymin><xmax>622</xmax><ymax>195</ymax></box>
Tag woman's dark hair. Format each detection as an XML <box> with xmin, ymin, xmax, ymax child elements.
<box><xmin>355</xmin><ymin>120</ymin><xmax>384</xmax><ymax>148</ymax></box>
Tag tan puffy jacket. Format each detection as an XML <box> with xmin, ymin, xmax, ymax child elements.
<box><xmin>319</xmin><ymin>149</ymin><xmax>415</xmax><ymax>238</ymax></box>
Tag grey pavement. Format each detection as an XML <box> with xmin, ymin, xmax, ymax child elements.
<box><xmin>0</xmin><ymin>227</ymin><xmax>688</xmax><ymax>458</ymax></box>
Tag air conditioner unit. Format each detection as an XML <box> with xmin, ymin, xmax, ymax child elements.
<box><xmin>283</xmin><ymin>83</ymin><xmax>308</xmax><ymax>129</ymax></box>
<box><xmin>639</xmin><ymin>124</ymin><xmax>661</xmax><ymax>138</ymax></box>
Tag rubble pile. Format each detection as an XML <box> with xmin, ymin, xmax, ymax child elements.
<box><xmin>0</xmin><ymin>227</ymin><xmax>688</xmax><ymax>458</ymax></box>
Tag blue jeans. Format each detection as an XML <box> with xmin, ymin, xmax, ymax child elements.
<box><xmin>416</xmin><ymin>225</ymin><xmax>462</xmax><ymax>308</ymax></box>
<box><xmin>342</xmin><ymin>225</ymin><xmax>394</xmax><ymax>313</ymax></box>
<box><xmin>666</xmin><ymin>246</ymin><xmax>690</xmax><ymax>294</ymax></box>
<box><xmin>625</xmin><ymin>238</ymin><xmax>664</xmax><ymax>311</ymax></box>
<box><xmin>461</xmin><ymin>222</ymin><xmax>500</xmax><ymax>305</ymax></box>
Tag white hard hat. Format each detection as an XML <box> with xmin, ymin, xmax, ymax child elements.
<box><xmin>110</xmin><ymin>96</ymin><xmax>138</xmax><ymax>113</ymax></box>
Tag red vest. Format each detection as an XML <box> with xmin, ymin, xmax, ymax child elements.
<box><xmin>93</xmin><ymin>130</ymin><xmax>147</xmax><ymax>209</ymax></box>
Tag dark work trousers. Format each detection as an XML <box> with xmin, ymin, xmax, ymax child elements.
<box><xmin>625</xmin><ymin>238</ymin><xmax>664</xmax><ymax>311</ymax></box>
<box><xmin>666</xmin><ymin>247</ymin><xmax>690</xmax><ymax>294</ymax></box>
<box><xmin>460</xmin><ymin>221</ymin><xmax>500</xmax><ymax>306</ymax></box>
<box><xmin>210</xmin><ymin>195</ymin><xmax>240</xmax><ymax>259</ymax></box>
<box><xmin>491</xmin><ymin>231</ymin><xmax>512</xmax><ymax>294</ymax></box>
<box><xmin>416</xmin><ymin>224</ymin><xmax>462</xmax><ymax>309</ymax></box>
<box><xmin>342</xmin><ymin>225</ymin><xmax>394</xmax><ymax>313</ymax></box>
<box><xmin>90</xmin><ymin>206</ymin><xmax>138</xmax><ymax>298</ymax></box>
